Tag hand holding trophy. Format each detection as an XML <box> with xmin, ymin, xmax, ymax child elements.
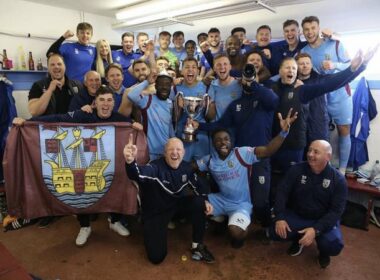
<box><xmin>179</xmin><ymin>92</ymin><xmax>209</xmax><ymax>142</ymax></box>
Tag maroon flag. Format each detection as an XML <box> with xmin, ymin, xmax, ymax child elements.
<box><xmin>3</xmin><ymin>122</ymin><xmax>149</xmax><ymax>219</ymax></box>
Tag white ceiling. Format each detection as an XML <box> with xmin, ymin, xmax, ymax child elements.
<box><xmin>19</xmin><ymin>0</ymin><xmax>380</xmax><ymax>38</ymax></box>
<box><xmin>23</xmin><ymin>0</ymin><xmax>322</xmax><ymax>19</ymax></box>
<box><xmin>22</xmin><ymin>0</ymin><xmax>146</xmax><ymax>17</ymax></box>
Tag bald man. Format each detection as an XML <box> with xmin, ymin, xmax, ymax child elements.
<box><xmin>124</xmin><ymin>137</ymin><xmax>215</xmax><ymax>264</ymax></box>
<box><xmin>270</xmin><ymin>140</ymin><xmax>348</xmax><ymax>269</ymax></box>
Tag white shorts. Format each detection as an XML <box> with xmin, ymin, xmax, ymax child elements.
<box><xmin>228</xmin><ymin>212</ymin><xmax>251</xmax><ymax>231</ymax></box>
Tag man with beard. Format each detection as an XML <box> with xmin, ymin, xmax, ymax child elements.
<box><xmin>28</xmin><ymin>54</ymin><xmax>82</xmax><ymax>117</ymax></box>
<box><xmin>301</xmin><ymin>16</ymin><xmax>353</xmax><ymax>175</ymax></box>
<box><xmin>270</xmin><ymin>140</ymin><xmax>347</xmax><ymax>269</ymax></box>
<box><xmin>68</xmin><ymin>70</ymin><xmax>101</xmax><ymax>111</ymax></box>
<box><xmin>124</xmin><ymin>136</ymin><xmax>215</xmax><ymax>264</ymax></box>
<box><xmin>207</xmin><ymin>28</ymin><xmax>223</xmax><ymax>56</ymax></box>
<box><xmin>118</xmin><ymin>60</ymin><xmax>153</xmax><ymax>122</ymax></box>
<box><xmin>200</xmin><ymin>28</ymin><xmax>223</xmax><ymax>75</ymax></box>
<box><xmin>231</xmin><ymin>27</ymin><xmax>253</xmax><ymax>55</ymax></box>
<box><xmin>196</xmin><ymin>109</ymin><xmax>297</xmax><ymax>248</ymax></box>
<box><xmin>127</xmin><ymin>70</ymin><xmax>175</xmax><ymax>160</ymax></box>
<box><xmin>28</xmin><ymin>53</ymin><xmax>82</xmax><ymax>227</ymax></box>
<box><xmin>175</xmin><ymin>58</ymin><xmax>212</xmax><ymax>161</ymax></box>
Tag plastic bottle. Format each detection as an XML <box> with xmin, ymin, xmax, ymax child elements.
<box><xmin>18</xmin><ymin>46</ymin><xmax>27</xmax><ymax>70</ymax></box>
<box><xmin>372</xmin><ymin>160</ymin><xmax>380</xmax><ymax>179</ymax></box>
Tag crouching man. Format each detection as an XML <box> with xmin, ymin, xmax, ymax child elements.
<box><xmin>269</xmin><ymin>140</ymin><xmax>347</xmax><ymax>268</ymax></box>
<box><xmin>194</xmin><ymin>109</ymin><xmax>297</xmax><ymax>248</ymax></box>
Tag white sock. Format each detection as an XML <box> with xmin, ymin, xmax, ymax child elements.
<box><xmin>339</xmin><ymin>167</ymin><xmax>346</xmax><ymax>175</ymax></box>
<box><xmin>192</xmin><ymin>242</ymin><xmax>198</xmax><ymax>249</ymax></box>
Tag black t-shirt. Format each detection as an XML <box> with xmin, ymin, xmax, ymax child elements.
<box><xmin>28</xmin><ymin>76</ymin><xmax>82</xmax><ymax>115</ymax></box>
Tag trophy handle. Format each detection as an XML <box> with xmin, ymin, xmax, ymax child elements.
<box><xmin>203</xmin><ymin>93</ymin><xmax>210</xmax><ymax>117</ymax></box>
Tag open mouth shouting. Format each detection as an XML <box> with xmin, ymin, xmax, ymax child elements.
<box><xmin>185</xmin><ymin>72</ymin><xmax>196</xmax><ymax>83</ymax></box>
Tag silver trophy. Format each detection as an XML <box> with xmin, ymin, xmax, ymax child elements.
<box><xmin>179</xmin><ymin>93</ymin><xmax>209</xmax><ymax>142</ymax></box>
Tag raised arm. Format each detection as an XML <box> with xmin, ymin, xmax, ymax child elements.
<box><xmin>298</xmin><ymin>49</ymin><xmax>365</xmax><ymax>104</ymax></box>
<box><xmin>46</xmin><ymin>30</ymin><xmax>74</xmax><ymax>56</ymax></box>
<box><xmin>118</xmin><ymin>87</ymin><xmax>134</xmax><ymax>117</ymax></box>
<box><xmin>127</xmin><ymin>80</ymin><xmax>150</xmax><ymax>109</ymax></box>
<box><xmin>124</xmin><ymin>133</ymin><xmax>157</xmax><ymax>180</ymax></box>
<box><xmin>254</xmin><ymin>108</ymin><xmax>298</xmax><ymax>158</ymax></box>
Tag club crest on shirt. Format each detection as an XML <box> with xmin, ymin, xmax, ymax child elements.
<box><xmin>236</xmin><ymin>104</ymin><xmax>241</xmax><ymax>112</ymax></box>
<box><xmin>288</xmin><ymin>92</ymin><xmax>294</xmax><ymax>99</ymax></box>
<box><xmin>253</xmin><ymin>101</ymin><xmax>258</xmax><ymax>108</ymax></box>
<box><xmin>182</xmin><ymin>174</ymin><xmax>187</xmax><ymax>183</ymax></box>
<box><xmin>89</xmin><ymin>49</ymin><xmax>93</xmax><ymax>55</ymax></box>
<box><xmin>116</xmin><ymin>56</ymin><xmax>121</xmax><ymax>62</ymax></box>
<box><xmin>74</xmin><ymin>48</ymin><xmax>79</xmax><ymax>55</ymax></box>
<box><xmin>301</xmin><ymin>175</ymin><xmax>307</xmax><ymax>184</ymax></box>
<box><xmin>227</xmin><ymin>160</ymin><xmax>234</xmax><ymax>168</ymax></box>
<box><xmin>322</xmin><ymin>179</ymin><xmax>331</xmax><ymax>188</ymax></box>
<box><xmin>259</xmin><ymin>176</ymin><xmax>265</xmax><ymax>184</ymax></box>
<box><xmin>231</xmin><ymin>92</ymin><xmax>238</xmax><ymax>99</ymax></box>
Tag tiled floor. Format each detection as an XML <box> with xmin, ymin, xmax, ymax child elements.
<box><xmin>1</xmin><ymin>215</ymin><xmax>380</xmax><ymax>280</ymax></box>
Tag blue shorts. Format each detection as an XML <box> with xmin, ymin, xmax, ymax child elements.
<box><xmin>327</xmin><ymin>90</ymin><xmax>353</xmax><ymax>125</ymax></box>
<box><xmin>209</xmin><ymin>193</ymin><xmax>252</xmax><ymax>218</ymax></box>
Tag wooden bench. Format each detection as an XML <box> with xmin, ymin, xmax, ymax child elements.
<box><xmin>346</xmin><ymin>177</ymin><xmax>380</xmax><ymax>230</ymax></box>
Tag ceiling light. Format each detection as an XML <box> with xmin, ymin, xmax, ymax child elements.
<box><xmin>115</xmin><ymin>0</ymin><xmax>216</xmax><ymax>20</ymax></box>
<box><xmin>118</xmin><ymin>0</ymin><xmax>239</xmax><ymax>26</ymax></box>
<box><xmin>255</xmin><ymin>0</ymin><xmax>276</xmax><ymax>13</ymax></box>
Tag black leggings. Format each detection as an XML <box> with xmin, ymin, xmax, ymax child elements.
<box><xmin>77</xmin><ymin>213</ymin><xmax>121</xmax><ymax>227</ymax></box>
<box><xmin>143</xmin><ymin>196</ymin><xmax>206</xmax><ymax>264</ymax></box>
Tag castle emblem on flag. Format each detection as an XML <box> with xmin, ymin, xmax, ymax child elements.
<box><xmin>40</xmin><ymin>125</ymin><xmax>115</xmax><ymax>208</ymax></box>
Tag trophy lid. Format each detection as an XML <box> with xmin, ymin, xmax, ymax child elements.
<box><xmin>157</xmin><ymin>69</ymin><xmax>173</xmax><ymax>80</ymax></box>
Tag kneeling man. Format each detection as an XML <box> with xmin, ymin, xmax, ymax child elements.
<box><xmin>270</xmin><ymin>140</ymin><xmax>347</xmax><ymax>268</ymax></box>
